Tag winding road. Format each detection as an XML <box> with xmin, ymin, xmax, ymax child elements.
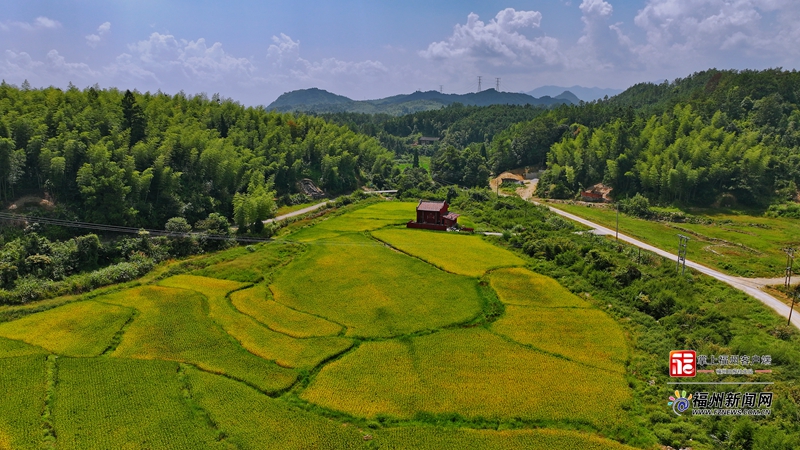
<box><xmin>536</xmin><ymin>200</ymin><xmax>800</xmax><ymax>329</ymax></box>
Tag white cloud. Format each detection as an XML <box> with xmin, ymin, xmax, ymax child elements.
<box><xmin>2</xmin><ymin>16</ymin><xmax>61</xmax><ymax>32</ymax></box>
<box><xmin>267</xmin><ymin>33</ymin><xmax>388</xmax><ymax>82</ymax></box>
<box><xmin>0</xmin><ymin>49</ymin><xmax>97</xmax><ymax>84</ymax></box>
<box><xmin>419</xmin><ymin>8</ymin><xmax>561</xmax><ymax>68</ymax></box>
<box><xmin>86</xmin><ymin>22</ymin><xmax>111</xmax><ymax>48</ymax></box>
<box><xmin>575</xmin><ymin>0</ymin><xmax>640</xmax><ymax>71</ymax></box>
<box><xmin>633</xmin><ymin>0</ymin><xmax>800</xmax><ymax>65</ymax></box>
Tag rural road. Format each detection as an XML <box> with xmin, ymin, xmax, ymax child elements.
<box><xmin>536</xmin><ymin>201</ymin><xmax>800</xmax><ymax>329</ymax></box>
<box><xmin>263</xmin><ymin>201</ymin><xmax>330</xmax><ymax>224</ymax></box>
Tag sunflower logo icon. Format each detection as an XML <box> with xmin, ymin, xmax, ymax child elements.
<box><xmin>668</xmin><ymin>390</ymin><xmax>693</xmax><ymax>415</ymax></box>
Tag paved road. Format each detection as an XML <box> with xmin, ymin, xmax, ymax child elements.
<box><xmin>263</xmin><ymin>201</ymin><xmax>330</xmax><ymax>224</ymax></box>
<box><xmin>537</xmin><ymin>201</ymin><xmax>800</xmax><ymax>329</ymax></box>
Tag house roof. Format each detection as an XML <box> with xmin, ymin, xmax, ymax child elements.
<box><xmin>443</xmin><ymin>212</ymin><xmax>460</xmax><ymax>220</ymax></box>
<box><xmin>417</xmin><ymin>200</ymin><xmax>447</xmax><ymax>212</ymax></box>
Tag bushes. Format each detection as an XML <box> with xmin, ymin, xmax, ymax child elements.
<box><xmin>0</xmin><ymin>254</ymin><xmax>154</xmax><ymax>305</ymax></box>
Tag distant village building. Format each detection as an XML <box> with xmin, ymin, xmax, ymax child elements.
<box><xmin>407</xmin><ymin>200</ymin><xmax>459</xmax><ymax>231</ymax></box>
<box><xmin>417</xmin><ymin>137</ymin><xmax>440</xmax><ymax>146</ymax></box>
<box><xmin>580</xmin><ymin>190</ymin><xmax>604</xmax><ymax>202</ymax></box>
<box><xmin>581</xmin><ymin>183</ymin><xmax>612</xmax><ymax>203</ymax></box>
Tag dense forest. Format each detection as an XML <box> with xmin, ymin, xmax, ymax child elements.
<box><xmin>517</xmin><ymin>69</ymin><xmax>800</xmax><ymax>206</ymax></box>
<box><xmin>0</xmin><ymin>83</ymin><xmax>394</xmax><ymax>228</ymax></box>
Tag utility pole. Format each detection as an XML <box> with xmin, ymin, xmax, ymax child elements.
<box><xmin>478</xmin><ymin>76</ymin><xmax>482</xmax><ymax>92</ymax></box>
<box><xmin>615</xmin><ymin>202</ymin><xmax>620</xmax><ymax>241</ymax></box>
<box><xmin>789</xmin><ymin>287</ymin><xmax>798</xmax><ymax>326</ymax></box>
<box><xmin>784</xmin><ymin>247</ymin><xmax>795</xmax><ymax>288</ymax></box>
<box><xmin>677</xmin><ymin>234</ymin><xmax>690</xmax><ymax>275</ymax></box>
<box><xmin>496</xmin><ymin>78</ymin><xmax>500</xmax><ymax>91</ymax></box>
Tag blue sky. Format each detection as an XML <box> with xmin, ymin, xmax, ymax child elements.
<box><xmin>1</xmin><ymin>1</ymin><xmax>799</xmax><ymax>105</ymax></box>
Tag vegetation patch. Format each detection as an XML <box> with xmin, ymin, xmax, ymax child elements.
<box><xmin>301</xmin><ymin>328</ymin><xmax>631</xmax><ymax>431</ymax></box>
<box><xmin>0</xmin><ymin>336</ymin><xmax>47</xmax><ymax>358</ymax></box>
<box><xmin>161</xmin><ymin>275</ymin><xmax>353</xmax><ymax>369</ymax></box>
<box><xmin>287</xmin><ymin>201</ymin><xmax>415</xmax><ymax>241</ymax></box>
<box><xmin>271</xmin><ymin>234</ymin><xmax>483</xmax><ymax>338</ymax></box>
<box><xmin>371</xmin><ymin>228</ymin><xmax>526</xmax><ymax>277</ymax></box>
<box><xmin>230</xmin><ymin>285</ymin><xmax>343</xmax><ymax>338</ymax></box>
<box><xmin>0</xmin><ymin>300</ymin><xmax>134</xmax><ymax>357</ymax></box>
<box><xmin>102</xmin><ymin>286</ymin><xmax>297</xmax><ymax>394</ymax></box>
<box><xmin>0</xmin><ymin>355</ymin><xmax>47</xmax><ymax>450</ymax></box>
<box><xmin>52</xmin><ymin>357</ymin><xmax>225</xmax><ymax>449</ymax></box>
<box><xmin>488</xmin><ymin>267</ymin><xmax>591</xmax><ymax>308</ymax></box>
<box><xmin>191</xmin><ymin>242</ymin><xmax>301</xmax><ymax>283</ymax></box>
<box><xmin>186</xmin><ymin>367</ymin><xmax>366</xmax><ymax>449</ymax></box>
<box><xmin>377</xmin><ymin>427</ymin><xmax>639</xmax><ymax>450</ymax></box>
<box><xmin>492</xmin><ymin>306</ymin><xmax>627</xmax><ymax>373</ymax></box>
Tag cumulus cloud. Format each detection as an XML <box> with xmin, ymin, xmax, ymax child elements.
<box><xmin>0</xmin><ymin>49</ymin><xmax>97</xmax><ymax>83</ymax></box>
<box><xmin>267</xmin><ymin>33</ymin><xmax>387</xmax><ymax>82</ymax></box>
<box><xmin>119</xmin><ymin>32</ymin><xmax>255</xmax><ymax>84</ymax></box>
<box><xmin>86</xmin><ymin>22</ymin><xmax>111</xmax><ymax>48</ymax></box>
<box><xmin>419</xmin><ymin>8</ymin><xmax>561</xmax><ymax>68</ymax></box>
<box><xmin>633</xmin><ymin>0</ymin><xmax>800</xmax><ymax>65</ymax></box>
<box><xmin>575</xmin><ymin>0</ymin><xmax>640</xmax><ymax>70</ymax></box>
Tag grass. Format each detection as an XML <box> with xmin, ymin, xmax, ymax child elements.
<box><xmin>160</xmin><ymin>275</ymin><xmax>353</xmax><ymax>369</ymax></box>
<box><xmin>549</xmin><ymin>202</ymin><xmax>800</xmax><ymax>277</ymax></box>
<box><xmin>276</xmin><ymin>200</ymin><xmax>326</xmax><ymax>217</ymax></box>
<box><xmin>0</xmin><ymin>355</ymin><xmax>47</xmax><ymax>450</ymax></box>
<box><xmin>230</xmin><ymin>285</ymin><xmax>343</xmax><ymax>338</ymax></box>
<box><xmin>301</xmin><ymin>327</ymin><xmax>631</xmax><ymax>430</ymax></box>
<box><xmin>100</xmin><ymin>286</ymin><xmax>298</xmax><ymax>394</ymax></box>
<box><xmin>271</xmin><ymin>234</ymin><xmax>483</xmax><ymax>338</ymax></box>
<box><xmin>186</xmin><ymin>367</ymin><xmax>367</xmax><ymax>449</ymax></box>
<box><xmin>0</xmin><ymin>300</ymin><xmax>134</xmax><ymax>356</ymax></box>
<box><xmin>371</xmin><ymin>228</ymin><xmax>526</xmax><ymax>277</ymax></box>
<box><xmin>396</xmin><ymin>155</ymin><xmax>431</xmax><ymax>171</ymax></box>
<box><xmin>52</xmin><ymin>357</ymin><xmax>225</xmax><ymax>449</ymax></box>
<box><xmin>377</xmin><ymin>427</ymin><xmax>640</xmax><ymax>450</ymax></box>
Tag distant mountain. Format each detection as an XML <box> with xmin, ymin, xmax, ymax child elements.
<box><xmin>554</xmin><ymin>91</ymin><xmax>581</xmax><ymax>104</ymax></box>
<box><xmin>526</xmin><ymin>85</ymin><xmax>623</xmax><ymax>102</ymax></box>
<box><xmin>266</xmin><ymin>88</ymin><xmax>574</xmax><ymax>115</ymax></box>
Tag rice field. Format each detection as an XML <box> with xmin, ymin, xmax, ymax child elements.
<box><xmin>301</xmin><ymin>328</ymin><xmax>631</xmax><ymax>429</ymax></box>
<box><xmin>377</xmin><ymin>427</ymin><xmax>640</xmax><ymax>450</ymax></box>
<box><xmin>0</xmin><ymin>199</ymin><xmax>642</xmax><ymax>449</ymax></box>
<box><xmin>101</xmin><ymin>286</ymin><xmax>297</xmax><ymax>394</ymax></box>
<box><xmin>0</xmin><ymin>336</ymin><xmax>47</xmax><ymax>358</ymax></box>
<box><xmin>186</xmin><ymin>367</ymin><xmax>366</xmax><ymax>449</ymax></box>
<box><xmin>0</xmin><ymin>300</ymin><xmax>134</xmax><ymax>357</ymax></box>
<box><xmin>288</xmin><ymin>202</ymin><xmax>416</xmax><ymax>242</ymax></box>
<box><xmin>0</xmin><ymin>355</ymin><xmax>47</xmax><ymax>450</ymax></box>
<box><xmin>371</xmin><ymin>228</ymin><xmax>526</xmax><ymax>277</ymax></box>
<box><xmin>52</xmin><ymin>357</ymin><xmax>225</xmax><ymax>449</ymax></box>
<box><xmin>160</xmin><ymin>275</ymin><xmax>353</xmax><ymax>369</ymax></box>
<box><xmin>191</xmin><ymin>242</ymin><xmax>300</xmax><ymax>283</ymax></box>
<box><xmin>230</xmin><ymin>285</ymin><xmax>344</xmax><ymax>338</ymax></box>
<box><xmin>271</xmin><ymin>234</ymin><xmax>483</xmax><ymax>338</ymax></box>
<box><xmin>488</xmin><ymin>267</ymin><xmax>591</xmax><ymax>308</ymax></box>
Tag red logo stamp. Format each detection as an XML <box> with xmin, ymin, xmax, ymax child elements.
<box><xmin>670</xmin><ymin>350</ymin><xmax>696</xmax><ymax>377</ymax></box>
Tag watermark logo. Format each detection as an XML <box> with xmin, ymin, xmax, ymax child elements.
<box><xmin>670</xmin><ymin>350</ymin><xmax>696</xmax><ymax>377</ymax></box>
<box><xmin>668</xmin><ymin>390</ymin><xmax>693</xmax><ymax>415</ymax></box>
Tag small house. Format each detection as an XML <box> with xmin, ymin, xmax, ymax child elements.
<box><xmin>580</xmin><ymin>190</ymin><xmax>604</xmax><ymax>202</ymax></box>
<box><xmin>407</xmin><ymin>200</ymin><xmax>459</xmax><ymax>231</ymax></box>
<box><xmin>417</xmin><ymin>137</ymin><xmax>440</xmax><ymax>146</ymax></box>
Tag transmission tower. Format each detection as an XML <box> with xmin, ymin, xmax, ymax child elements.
<box><xmin>439</xmin><ymin>85</ymin><xmax>443</xmax><ymax>94</ymax></box>
<box><xmin>677</xmin><ymin>234</ymin><xmax>690</xmax><ymax>275</ymax></box>
<box><xmin>478</xmin><ymin>76</ymin><xmax>482</xmax><ymax>92</ymax></box>
<box><xmin>496</xmin><ymin>78</ymin><xmax>500</xmax><ymax>91</ymax></box>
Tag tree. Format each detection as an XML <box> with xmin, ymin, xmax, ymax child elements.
<box><xmin>165</xmin><ymin>217</ymin><xmax>194</xmax><ymax>256</ymax></box>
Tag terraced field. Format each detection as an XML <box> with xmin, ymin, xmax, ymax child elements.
<box><xmin>0</xmin><ymin>200</ymin><xmax>637</xmax><ymax>449</ymax></box>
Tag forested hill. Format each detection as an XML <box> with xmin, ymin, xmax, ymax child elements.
<box><xmin>0</xmin><ymin>83</ymin><xmax>394</xmax><ymax>228</ymax></box>
<box><xmin>267</xmin><ymin>88</ymin><xmax>574</xmax><ymax>115</ymax></box>
<box><xmin>489</xmin><ymin>68</ymin><xmax>800</xmax><ymax>207</ymax></box>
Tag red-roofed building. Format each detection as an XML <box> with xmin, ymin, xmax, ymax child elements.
<box><xmin>408</xmin><ymin>200</ymin><xmax>460</xmax><ymax>230</ymax></box>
